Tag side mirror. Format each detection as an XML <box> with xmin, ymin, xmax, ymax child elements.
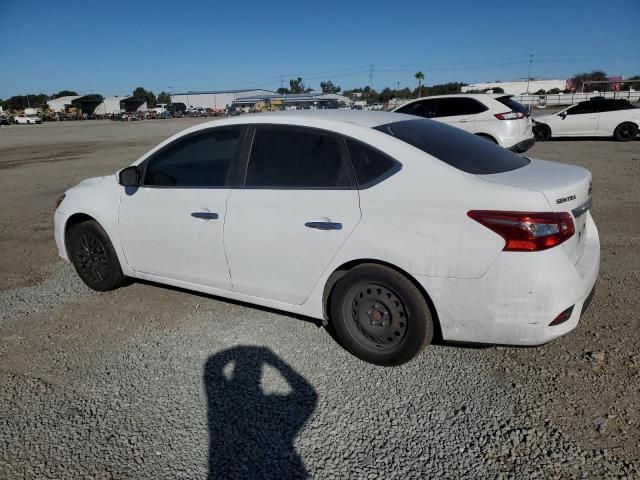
<box><xmin>559</xmin><ymin>111</ymin><xmax>567</xmax><ymax>119</ymax></box>
<box><xmin>118</xmin><ymin>166</ymin><xmax>140</xmax><ymax>187</ymax></box>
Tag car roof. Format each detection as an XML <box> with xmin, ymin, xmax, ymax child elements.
<box><xmin>199</xmin><ymin>110</ymin><xmax>418</xmax><ymax>129</ymax></box>
<box><xmin>407</xmin><ymin>93</ymin><xmax>506</xmax><ymax>100</ymax></box>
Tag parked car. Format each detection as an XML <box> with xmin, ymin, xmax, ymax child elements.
<box><xmin>533</xmin><ymin>98</ymin><xmax>640</xmax><ymax>141</ymax></box>
<box><xmin>54</xmin><ymin>111</ymin><xmax>598</xmax><ymax>366</ymax></box>
<box><xmin>393</xmin><ymin>93</ymin><xmax>535</xmax><ymax>152</ymax></box>
<box><xmin>0</xmin><ymin>115</ymin><xmax>11</xmax><ymax>125</ymax></box>
<box><xmin>14</xmin><ymin>113</ymin><xmax>42</xmax><ymax>124</ymax></box>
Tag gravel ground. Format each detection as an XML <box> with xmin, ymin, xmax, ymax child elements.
<box><xmin>0</xmin><ymin>120</ymin><xmax>638</xmax><ymax>479</ymax></box>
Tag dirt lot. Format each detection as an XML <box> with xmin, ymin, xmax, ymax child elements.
<box><xmin>0</xmin><ymin>119</ymin><xmax>638</xmax><ymax>478</ymax></box>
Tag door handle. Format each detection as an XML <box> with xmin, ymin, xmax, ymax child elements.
<box><xmin>305</xmin><ymin>221</ymin><xmax>342</xmax><ymax>230</ymax></box>
<box><xmin>458</xmin><ymin>119</ymin><xmax>470</xmax><ymax>123</ymax></box>
<box><xmin>191</xmin><ymin>212</ymin><xmax>219</xmax><ymax>220</ymax></box>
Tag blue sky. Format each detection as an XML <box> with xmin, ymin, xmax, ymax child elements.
<box><xmin>0</xmin><ymin>0</ymin><xmax>638</xmax><ymax>98</ymax></box>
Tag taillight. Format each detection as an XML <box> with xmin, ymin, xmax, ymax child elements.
<box><xmin>467</xmin><ymin>210</ymin><xmax>575</xmax><ymax>252</ymax></box>
<box><xmin>549</xmin><ymin>306</ymin><xmax>574</xmax><ymax>326</ymax></box>
<box><xmin>494</xmin><ymin>111</ymin><xmax>525</xmax><ymax>120</ymax></box>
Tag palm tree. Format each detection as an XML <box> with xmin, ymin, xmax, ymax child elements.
<box><xmin>415</xmin><ymin>71</ymin><xmax>425</xmax><ymax>98</ymax></box>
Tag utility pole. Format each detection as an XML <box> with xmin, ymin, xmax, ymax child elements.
<box><xmin>526</xmin><ymin>54</ymin><xmax>533</xmax><ymax>94</ymax></box>
<box><xmin>396</xmin><ymin>81</ymin><xmax>400</xmax><ymax>108</ymax></box>
<box><xmin>369</xmin><ymin>64</ymin><xmax>374</xmax><ymax>91</ymax></box>
<box><xmin>279</xmin><ymin>76</ymin><xmax>284</xmax><ymax>91</ymax></box>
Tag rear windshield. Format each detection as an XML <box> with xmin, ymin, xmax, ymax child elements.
<box><xmin>374</xmin><ymin>118</ymin><xmax>530</xmax><ymax>174</ymax></box>
<box><xmin>496</xmin><ymin>96</ymin><xmax>530</xmax><ymax>115</ymax></box>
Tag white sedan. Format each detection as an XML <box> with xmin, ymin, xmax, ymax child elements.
<box><xmin>54</xmin><ymin>111</ymin><xmax>599</xmax><ymax>365</ymax></box>
<box><xmin>534</xmin><ymin>98</ymin><xmax>639</xmax><ymax>141</ymax></box>
<box><xmin>14</xmin><ymin>113</ymin><xmax>42</xmax><ymax>124</ymax></box>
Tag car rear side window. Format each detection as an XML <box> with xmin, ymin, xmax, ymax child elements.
<box><xmin>245</xmin><ymin>126</ymin><xmax>354</xmax><ymax>188</ymax></box>
<box><xmin>144</xmin><ymin>127</ymin><xmax>243</xmax><ymax>187</ymax></box>
<box><xmin>433</xmin><ymin>98</ymin><xmax>488</xmax><ymax>117</ymax></box>
<box><xmin>345</xmin><ymin>139</ymin><xmax>401</xmax><ymax>188</ymax></box>
<box><xmin>496</xmin><ymin>96</ymin><xmax>530</xmax><ymax>115</ymax></box>
<box><xmin>374</xmin><ymin>118</ymin><xmax>530</xmax><ymax>175</ymax></box>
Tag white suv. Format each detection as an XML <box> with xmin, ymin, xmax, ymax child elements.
<box><xmin>393</xmin><ymin>93</ymin><xmax>535</xmax><ymax>152</ymax></box>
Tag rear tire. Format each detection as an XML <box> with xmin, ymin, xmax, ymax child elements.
<box><xmin>613</xmin><ymin>122</ymin><xmax>638</xmax><ymax>142</ymax></box>
<box><xmin>534</xmin><ymin>123</ymin><xmax>552</xmax><ymax>141</ymax></box>
<box><xmin>329</xmin><ymin>264</ymin><xmax>433</xmax><ymax>366</ymax></box>
<box><xmin>67</xmin><ymin>220</ymin><xmax>125</xmax><ymax>291</ymax></box>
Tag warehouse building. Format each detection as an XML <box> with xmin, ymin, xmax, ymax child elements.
<box><xmin>93</xmin><ymin>96</ymin><xmax>147</xmax><ymax>115</ymax></box>
<box><xmin>170</xmin><ymin>89</ymin><xmax>274</xmax><ymax>111</ymax></box>
<box><xmin>46</xmin><ymin>95</ymin><xmax>82</xmax><ymax>112</ymax></box>
<box><xmin>462</xmin><ymin>79</ymin><xmax>567</xmax><ymax>95</ymax></box>
<box><xmin>47</xmin><ymin>95</ymin><xmax>103</xmax><ymax>115</ymax></box>
<box><xmin>232</xmin><ymin>92</ymin><xmax>352</xmax><ymax>110</ymax></box>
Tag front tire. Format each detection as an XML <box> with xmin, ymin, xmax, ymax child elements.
<box><xmin>67</xmin><ymin>220</ymin><xmax>125</xmax><ymax>291</ymax></box>
<box><xmin>613</xmin><ymin>122</ymin><xmax>638</xmax><ymax>142</ymax></box>
<box><xmin>533</xmin><ymin>123</ymin><xmax>551</xmax><ymax>141</ymax></box>
<box><xmin>329</xmin><ymin>264</ymin><xmax>433</xmax><ymax>366</ymax></box>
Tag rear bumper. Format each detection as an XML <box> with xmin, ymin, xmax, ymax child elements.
<box><xmin>416</xmin><ymin>212</ymin><xmax>600</xmax><ymax>346</ymax></box>
<box><xmin>508</xmin><ymin>137</ymin><xmax>536</xmax><ymax>153</ymax></box>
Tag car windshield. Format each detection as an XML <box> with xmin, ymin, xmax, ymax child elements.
<box><xmin>496</xmin><ymin>96</ymin><xmax>530</xmax><ymax>115</ymax></box>
<box><xmin>374</xmin><ymin>118</ymin><xmax>530</xmax><ymax>175</ymax></box>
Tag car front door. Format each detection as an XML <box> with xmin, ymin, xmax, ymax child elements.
<box><xmin>118</xmin><ymin>126</ymin><xmax>245</xmax><ymax>289</ymax></box>
<box><xmin>224</xmin><ymin>125</ymin><xmax>361</xmax><ymax>305</ymax></box>
<box><xmin>556</xmin><ymin>102</ymin><xmax>599</xmax><ymax>136</ymax></box>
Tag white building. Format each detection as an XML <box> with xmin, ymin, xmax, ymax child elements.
<box><xmin>46</xmin><ymin>95</ymin><xmax>82</xmax><ymax>112</ymax></box>
<box><xmin>462</xmin><ymin>79</ymin><xmax>567</xmax><ymax>95</ymax></box>
<box><xmin>170</xmin><ymin>89</ymin><xmax>275</xmax><ymax>110</ymax></box>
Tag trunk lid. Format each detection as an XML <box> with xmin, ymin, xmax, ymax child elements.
<box><xmin>479</xmin><ymin>158</ymin><xmax>592</xmax><ymax>264</ymax></box>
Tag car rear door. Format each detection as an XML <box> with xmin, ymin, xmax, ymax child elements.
<box><xmin>432</xmin><ymin>97</ymin><xmax>487</xmax><ymax>133</ymax></box>
<box><xmin>118</xmin><ymin>126</ymin><xmax>245</xmax><ymax>289</ymax></box>
<box><xmin>224</xmin><ymin>125</ymin><xmax>361</xmax><ymax>305</ymax></box>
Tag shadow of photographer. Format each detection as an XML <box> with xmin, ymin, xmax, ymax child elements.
<box><xmin>204</xmin><ymin>346</ymin><xmax>317</xmax><ymax>479</ymax></box>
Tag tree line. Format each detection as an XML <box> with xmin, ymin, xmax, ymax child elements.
<box><xmin>0</xmin><ymin>87</ymin><xmax>171</xmax><ymax>111</ymax></box>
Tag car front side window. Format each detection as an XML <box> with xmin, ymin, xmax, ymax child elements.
<box><xmin>143</xmin><ymin>127</ymin><xmax>243</xmax><ymax>187</ymax></box>
<box><xmin>566</xmin><ymin>103</ymin><xmax>597</xmax><ymax>115</ymax></box>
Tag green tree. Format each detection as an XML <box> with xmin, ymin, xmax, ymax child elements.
<box><xmin>132</xmin><ymin>86</ymin><xmax>157</xmax><ymax>107</ymax></box>
<box><xmin>320</xmin><ymin>80</ymin><xmax>341</xmax><ymax>94</ymax></box>
<box><xmin>424</xmin><ymin>82</ymin><xmax>467</xmax><ymax>96</ymax></box>
<box><xmin>82</xmin><ymin>94</ymin><xmax>104</xmax><ymax>102</ymax></box>
<box><xmin>3</xmin><ymin>94</ymin><xmax>49</xmax><ymax>111</ymax></box>
<box><xmin>276</xmin><ymin>87</ymin><xmax>290</xmax><ymax>95</ymax></box>
<box><xmin>157</xmin><ymin>91</ymin><xmax>171</xmax><ymax>104</ymax></box>
<box><xmin>415</xmin><ymin>71</ymin><xmax>425</xmax><ymax>98</ymax></box>
<box><xmin>571</xmin><ymin>70</ymin><xmax>607</xmax><ymax>92</ymax></box>
<box><xmin>52</xmin><ymin>90</ymin><xmax>78</xmax><ymax>99</ymax></box>
<box><xmin>288</xmin><ymin>77</ymin><xmax>312</xmax><ymax>94</ymax></box>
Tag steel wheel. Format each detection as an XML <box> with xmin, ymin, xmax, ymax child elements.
<box><xmin>345</xmin><ymin>283</ymin><xmax>409</xmax><ymax>351</ymax></box>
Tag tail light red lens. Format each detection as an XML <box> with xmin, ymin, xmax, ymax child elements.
<box><xmin>467</xmin><ymin>210</ymin><xmax>575</xmax><ymax>252</ymax></box>
<box><xmin>494</xmin><ymin>111</ymin><xmax>525</xmax><ymax>120</ymax></box>
<box><xmin>549</xmin><ymin>306</ymin><xmax>574</xmax><ymax>326</ymax></box>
